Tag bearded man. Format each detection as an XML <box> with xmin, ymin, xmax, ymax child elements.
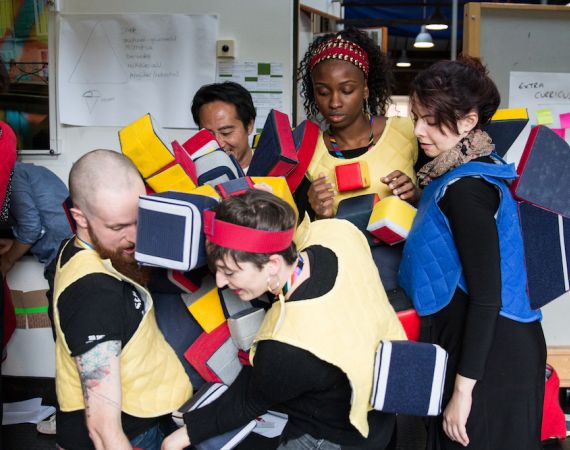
<box><xmin>52</xmin><ymin>149</ymin><xmax>192</xmax><ymax>450</ymax></box>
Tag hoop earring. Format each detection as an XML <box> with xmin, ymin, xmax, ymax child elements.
<box><xmin>362</xmin><ymin>98</ymin><xmax>370</xmax><ymax>115</ymax></box>
<box><xmin>267</xmin><ymin>276</ymin><xmax>280</xmax><ymax>295</ymax></box>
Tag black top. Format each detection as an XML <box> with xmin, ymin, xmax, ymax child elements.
<box><xmin>185</xmin><ymin>245</ymin><xmax>393</xmax><ymax>447</ymax></box>
<box><xmin>56</xmin><ymin>241</ymin><xmax>157</xmax><ymax>450</ymax></box>
<box><xmin>437</xmin><ymin>157</ymin><xmax>502</xmax><ymax>380</ymax></box>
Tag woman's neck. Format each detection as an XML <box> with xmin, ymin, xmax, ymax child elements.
<box><xmin>280</xmin><ymin>251</ymin><xmax>310</xmax><ymax>300</ymax></box>
<box><xmin>328</xmin><ymin>113</ymin><xmax>373</xmax><ymax>150</ymax></box>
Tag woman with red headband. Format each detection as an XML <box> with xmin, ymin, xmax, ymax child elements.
<box><xmin>296</xmin><ymin>28</ymin><xmax>418</xmax><ymax>292</ymax></box>
<box><xmin>162</xmin><ymin>189</ymin><xmax>406</xmax><ymax>450</ymax></box>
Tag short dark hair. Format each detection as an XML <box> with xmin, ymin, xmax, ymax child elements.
<box><xmin>191</xmin><ymin>82</ymin><xmax>256</xmax><ymax>130</ymax></box>
<box><xmin>297</xmin><ymin>27</ymin><xmax>394</xmax><ymax>120</ymax></box>
<box><xmin>206</xmin><ymin>189</ymin><xmax>297</xmax><ymax>271</ymax></box>
<box><xmin>410</xmin><ymin>56</ymin><xmax>500</xmax><ymax>135</ymax></box>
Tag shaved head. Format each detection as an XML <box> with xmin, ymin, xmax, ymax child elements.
<box><xmin>69</xmin><ymin>149</ymin><xmax>143</xmax><ymax>215</ymax></box>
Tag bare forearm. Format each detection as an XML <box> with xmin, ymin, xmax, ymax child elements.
<box><xmin>1</xmin><ymin>240</ymin><xmax>32</xmax><ymax>273</ymax></box>
<box><xmin>76</xmin><ymin>340</ymin><xmax>131</xmax><ymax>449</ymax></box>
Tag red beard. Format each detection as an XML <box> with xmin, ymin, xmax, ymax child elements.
<box><xmin>88</xmin><ymin>225</ymin><xmax>152</xmax><ymax>286</ymax></box>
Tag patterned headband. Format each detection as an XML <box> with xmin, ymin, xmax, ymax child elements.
<box><xmin>309</xmin><ymin>35</ymin><xmax>369</xmax><ymax>77</ymax></box>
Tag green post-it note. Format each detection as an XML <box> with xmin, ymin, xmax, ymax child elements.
<box><xmin>536</xmin><ymin>108</ymin><xmax>554</xmax><ymax>125</ymax></box>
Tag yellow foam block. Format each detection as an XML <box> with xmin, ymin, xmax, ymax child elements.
<box><xmin>145</xmin><ymin>164</ymin><xmax>197</xmax><ymax>193</ymax></box>
<box><xmin>250</xmin><ymin>176</ymin><xmax>299</xmax><ymax>220</ymax></box>
<box><xmin>190</xmin><ymin>184</ymin><xmax>221</xmax><ymax>201</ymax></box>
<box><xmin>187</xmin><ymin>287</ymin><xmax>225</xmax><ymax>333</ymax></box>
<box><xmin>119</xmin><ymin>114</ymin><xmax>174</xmax><ymax>178</ymax></box>
<box><xmin>367</xmin><ymin>196</ymin><xmax>416</xmax><ymax>245</ymax></box>
<box><xmin>491</xmin><ymin>108</ymin><xmax>528</xmax><ymax>121</ymax></box>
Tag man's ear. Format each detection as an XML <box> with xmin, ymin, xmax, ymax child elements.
<box><xmin>70</xmin><ymin>207</ymin><xmax>88</xmax><ymax>230</ymax></box>
<box><xmin>247</xmin><ymin>119</ymin><xmax>254</xmax><ymax>136</ymax></box>
<box><xmin>459</xmin><ymin>111</ymin><xmax>479</xmax><ymax>134</ymax></box>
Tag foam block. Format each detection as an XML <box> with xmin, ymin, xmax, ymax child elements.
<box><xmin>215</xmin><ymin>177</ymin><xmax>255</xmax><ymax>198</ymax></box>
<box><xmin>227</xmin><ymin>308</ymin><xmax>266</xmax><ymax>351</ymax></box>
<box><xmin>335</xmin><ymin>161</ymin><xmax>370</xmax><ymax>192</ymax></box>
<box><xmin>187</xmin><ymin>285</ymin><xmax>226</xmax><ymax>333</ymax></box>
<box><xmin>396</xmin><ymin>309</ymin><xmax>421</xmax><ymax>342</ymax></box>
<box><xmin>511</xmin><ymin>126</ymin><xmax>570</xmax><ymax>218</ymax></box>
<box><xmin>519</xmin><ymin>202</ymin><xmax>570</xmax><ymax>309</ymax></box>
<box><xmin>286</xmin><ymin>120</ymin><xmax>319</xmax><ymax>192</ymax></box>
<box><xmin>336</xmin><ymin>194</ymin><xmax>379</xmax><ymax>245</ymax></box>
<box><xmin>136</xmin><ymin>191</ymin><xmax>219</xmax><ymax>271</ymax></box>
<box><xmin>194</xmin><ymin>148</ymin><xmax>245</xmax><ymax>188</ymax></box>
<box><xmin>482</xmin><ymin>108</ymin><xmax>529</xmax><ymax>157</ymax></box>
<box><xmin>184</xmin><ymin>323</ymin><xmax>232</xmax><ymax>383</ymax></box>
<box><xmin>219</xmin><ymin>287</ymin><xmax>252</xmax><ymax>318</ymax></box>
<box><xmin>144</xmin><ymin>163</ymin><xmax>197</xmax><ymax>193</ymax></box>
<box><xmin>119</xmin><ymin>114</ymin><xmax>174</xmax><ymax>178</ymax></box>
<box><xmin>181</xmin><ymin>129</ymin><xmax>220</xmax><ymax>158</ymax></box>
<box><xmin>172</xmin><ymin>140</ymin><xmax>198</xmax><ymax>184</ymax></box>
<box><xmin>173</xmin><ymin>383</ymin><xmax>257</xmax><ymax>450</ymax></box>
<box><xmin>371</xmin><ymin>341</ymin><xmax>447</xmax><ymax>417</ymax></box>
<box><xmin>249</xmin><ymin>176</ymin><xmax>299</xmax><ymax>220</ymax></box>
<box><xmin>206</xmin><ymin>338</ymin><xmax>242</xmax><ymax>385</ymax></box>
<box><xmin>247</xmin><ymin>110</ymin><xmax>298</xmax><ymax>177</ymax></box>
<box><xmin>367</xmin><ymin>196</ymin><xmax>417</xmax><ymax>245</ymax></box>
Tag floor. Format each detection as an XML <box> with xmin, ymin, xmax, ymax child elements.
<box><xmin>2</xmin><ymin>376</ymin><xmax>570</xmax><ymax>450</ymax></box>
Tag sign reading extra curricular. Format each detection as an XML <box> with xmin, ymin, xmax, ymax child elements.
<box><xmin>508</xmin><ymin>72</ymin><xmax>570</xmax><ymax>165</ymax></box>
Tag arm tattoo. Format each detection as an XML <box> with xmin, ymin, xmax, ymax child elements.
<box><xmin>76</xmin><ymin>340</ymin><xmax>122</xmax><ymax>416</ymax></box>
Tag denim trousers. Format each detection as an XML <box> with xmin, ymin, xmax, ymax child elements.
<box><xmin>130</xmin><ymin>424</ymin><xmax>164</xmax><ymax>450</ymax></box>
<box><xmin>277</xmin><ymin>433</ymin><xmax>342</xmax><ymax>450</ymax></box>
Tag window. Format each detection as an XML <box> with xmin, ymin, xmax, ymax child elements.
<box><xmin>0</xmin><ymin>0</ymin><xmax>50</xmax><ymax>151</ymax></box>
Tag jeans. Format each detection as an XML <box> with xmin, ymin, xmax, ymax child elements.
<box><xmin>130</xmin><ymin>424</ymin><xmax>164</xmax><ymax>450</ymax></box>
<box><xmin>277</xmin><ymin>434</ymin><xmax>341</xmax><ymax>450</ymax></box>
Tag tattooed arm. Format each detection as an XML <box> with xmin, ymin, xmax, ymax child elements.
<box><xmin>75</xmin><ymin>340</ymin><xmax>132</xmax><ymax>450</ymax></box>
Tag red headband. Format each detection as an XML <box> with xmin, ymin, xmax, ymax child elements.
<box><xmin>309</xmin><ymin>36</ymin><xmax>369</xmax><ymax>77</ymax></box>
<box><xmin>203</xmin><ymin>210</ymin><xmax>295</xmax><ymax>253</ymax></box>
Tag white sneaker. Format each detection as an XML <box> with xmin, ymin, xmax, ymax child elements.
<box><xmin>37</xmin><ymin>413</ymin><xmax>56</xmax><ymax>435</ymax></box>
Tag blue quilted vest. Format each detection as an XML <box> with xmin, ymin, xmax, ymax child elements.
<box><xmin>399</xmin><ymin>159</ymin><xmax>541</xmax><ymax>323</ymax></box>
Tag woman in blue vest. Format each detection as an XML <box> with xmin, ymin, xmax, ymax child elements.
<box><xmin>399</xmin><ymin>58</ymin><xmax>545</xmax><ymax>449</ymax></box>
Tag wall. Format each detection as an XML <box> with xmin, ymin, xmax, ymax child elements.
<box><xmin>25</xmin><ymin>0</ymin><xmax>294</xmax><ymax>184</ymax></box>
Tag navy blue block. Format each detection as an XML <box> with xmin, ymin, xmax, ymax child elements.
<box><xmin>513</xmin><ymin>126</ymin><xmax>570</xmax><ymax>218</ymax></box>
<box><xmin>153</xmin><ymin>292</ymin><xmax>205</xmax><ymax>389</ymax></box>
<box><xmin>519</xmin><ymin>202</ymin><xmax>569</xmax><ymax>309</ymax></box>
<box><xmin>482</xmin><ymin>119</ymin><xmax>528</xmax><ymax>157</ymax></box>
<box><xmin>336</xmin><ymin>194</ymin><xmax>378</xmax><ymax>246</ymax></box>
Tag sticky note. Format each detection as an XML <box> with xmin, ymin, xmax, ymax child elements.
<box><xmin>535</xmin><ymin>109</ymin><xmax>553</xmax><ymax>125</ymax></box>
<box><xmin>552</xmin><ymin>128</ymin><xmax>566</xmax><ymax>139</ymax></box>
<box><xmin>560</xmin><ymin>112</ymin><xmax>570</xmax><ymax>129</ymax></box>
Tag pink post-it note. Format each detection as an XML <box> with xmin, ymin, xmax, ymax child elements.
<box><xmin>552</xmin><ymin>128</ymin><xmax>566</xmax><ymax>139</ymax></box>
<box><xmin>560</xmin><ymin>112</ymin><xmax>570</xmax><ymax>129</ymax></box>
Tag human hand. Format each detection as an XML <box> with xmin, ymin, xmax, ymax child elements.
<box><xmin>381</xmin><ymin>170</ymin><xmax>420</xmax><ymax>204</ymax></box>
<box><xmin>442</xmin><ymin>375</ymin><xmax>476</xmax><ymax>447</ymax></box>
<box><xmin>0</xmin><ymin>255</ymin><xmax>14</xmax><ymax>276</ymax></box>
<box><xmin>308</xmin><ymin>172</ymin><xmax>336</xmax><ymax>219</ymax></box>
<box><xmin>0</xmin><ymin>239</ymin><xmax>14</xmax><ymax>255</ymax></box>
<box><xmin>253</xmin><ymin>182</ymin><xmax>273</xmax><ymax>194</ymax></box>
<box><xmin>161</xmin><ymin>426</ymin><xmax>191</xmax><ymax>450</ymax></box>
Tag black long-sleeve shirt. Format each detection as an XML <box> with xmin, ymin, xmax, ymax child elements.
<box><xmin>437</xmin><ymin>161</ymin><xmax>502</xmax><ymax>380</ymax></box>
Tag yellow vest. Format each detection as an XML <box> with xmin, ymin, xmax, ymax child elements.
<box><xmin>306</xmin><ymin>116</ymin><xmax>418</xmax><ymax>214</ymax></box>
<box><xmin>250</xmin><ymin>220</ymin><xmax>406</xmax><ymax>437</ymax></box>
<box><xmin>53</xmin><ymin>241</ymin><xmax>192</xmax><ymax>417</ymax></box>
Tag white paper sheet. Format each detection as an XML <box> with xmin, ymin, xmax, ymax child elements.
<box><xmin>58</xmin><ymin>14</ymin><xmax>218</xmax><ymax>128</ymax></box>
<box><xmin>2</xmin><ymin>398</ymin><xmax>56</xmax><ymax>425</ymax></box>
<box><xmin>507</xmin><ymin>71</ymin><xmax>570</xmax><ymax>165</ymax></box>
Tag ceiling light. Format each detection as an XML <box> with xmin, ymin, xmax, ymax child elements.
<box><xmin>414</xmin><ymin>25</ymin><xmax>434</xmax><ymax>48</ymax></box>
<box><xmin>396</xmin><ymin>50</ymin><xmax>411</xmax><ymax>68</ymax></box>
<box><xmin>426</xmin><ymin>7</ymin><xmax>448</xmax><ymax>30</ymax></box>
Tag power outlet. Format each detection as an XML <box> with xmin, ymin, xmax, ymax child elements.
<box><xmin>216</xmin><ymin>40</ymin><xmax>236</xmax><ymax>58</ymax></box>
